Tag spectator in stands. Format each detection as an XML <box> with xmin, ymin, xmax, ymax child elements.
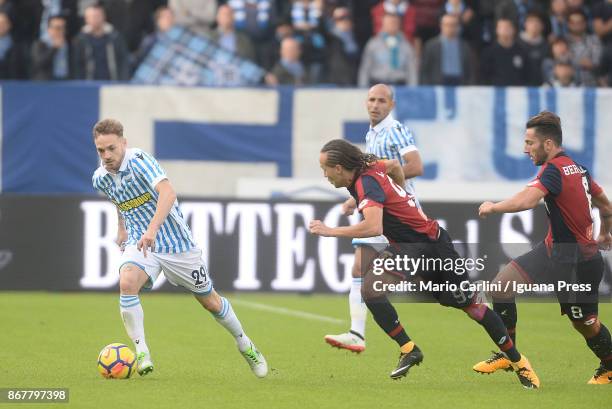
<box><xmin>270</xmin><ymin>36</ymin><xmax>308</xmax><ymax>85</ymax></box>
<box><xmin>0</xmin><ymin>10</ymin><xmax>26</xmax><ymax>79</ymax></box>
<box><xmin>420</xmin><ymin>13</ymin><xmax>474</xmax><ymax>85</ymax></box>
<box><xmin>287</xmin><ymin>0</ymin><xmax>326</xmax><ymax>83</ymax></box>
<box><xmin>442</xmin><ymin>0</ymin><xmax>480</xmax><ymax>49</ymax></box>
<box><xmin>133</xmin><ymin>6</ymin><xmax>175</xmax><ymax>70</ymax></box>
<box><xmin>8</xmin><ymin>0</ymin><xmax>41</xmax><ymax>46</ymax></box>
<box><xmin>411</xmin><ymin>0</ymin><xmax>445</xmax><ymax>51</ymax></box>
<box><xmin>567</xmin><ymin>0</ymin><xmax>592</xmax><ymax>23</ymax></box>
<box><xmin>72</xmin><ymin>4</ymin><xmax>130</xmax><ymax>80</ymax></box>
<box><xmin>599</xmin><ymin>44</ymin><xmax>612</xmax><ymax>86</ymax></box>
<box><xmin>545</xmin><ymin>60</ymin><xmax>578</xmax><ymax>87</ymax></box>
<box><xmin>226</xmin><ymin>0</ymin><xmax>278</xmax><ymax>67</ymax></box>
<box><xmin>495</xmin><ymin>0</ymin><xmax>542</xmax><ymax>32</ymax></box>
<box><xmin>518</xmin><ymin>12</ymin><xmax>549</xmax><ymax>86</ymax></box>
<box><xmin>480</xmin><ymin>18</ymin><xmax>529</xmax><ymax>86</ymax></box>
<box><xmin>78</xmin><ymin>0</ymin><xmax>98</xmax><ymax>16</ymax></box>
<box><xmin>39</xmin><ymin>1</ymin><xmax>80</xmax><ymax>43</ymax></box>
<box><xmin>595</xmin><ymin>0</ymin><xmax>612</xmax><ymax>87</ymax></box>
<box><xmin>567</xmin><ymin>9</ymin><xmax>601</xmax><ymax>86</ymax></box>
<box><xmin>211</xmin><ymin>4</ymin><xmax>256</xmax><ymax>61</ymax></box>
<box><xmin>358</xmin><ymin>12</ymin><xmax>418</xmax><ymax>86</ymax></box>
<box><xmin>549</xmin><ymin>0</ymin><xmax>569</xmax><ymax>42</ymax></box>
<box><xmin>371</xmin><ymin>0</ymin><xmax>416</xmax><ymax>44</ymax></box>
<box><xmin>103</xmin><ymin>0</ymin><xmax>163</xmax><ymax>53</ymax></box>
<box><xmin>31</xmin><ymin>15</ymin><xmax>72</xmax><ymax>80</ymax></box>
<box><xmin>593</xmin><ymin>0</ymin><xmax>612</xmax><ymax>47</ymax></box>
<box><xmin>259</xmin><ymin>19</ymin><xmax>294</xmax><ymax>70</ymax></box>
<box><xmin>542</xmin><ymin>37</ymin><xmax>575</xmax><ymax>84</ymax></box>
<box><xmin>477</xmin><ymin>0</ymin><xmax>496</xmax><ymax>46</ymax></box>
<box><xmin>326</xmin><ymin>6</ymin><xmax>359</xmax><ymax>85</ymax></box>
<box><xmin>169</xmin><ymin>0</ymin><xmax>217</xmax><ymax>36</ymax></box>
<box><xmin>351</xmin><ymin>0</ymin><xmax>380</xmax><ymax>52</ymax></box>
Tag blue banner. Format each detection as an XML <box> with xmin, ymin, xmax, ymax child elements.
<box><xmin>1</xmin><ymin>84</ymin><xmax>611</xmax><ymax>196</ymax></box>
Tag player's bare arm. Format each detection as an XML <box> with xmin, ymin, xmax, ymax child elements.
<box><xmin>479</xmin><ymin>186</ymin><xmax>545</xmax><ymax>218</ymax></box>
<box><xmin>137</xmin><ymin>179</ymin><xmax>176</xmax><ymax>256</ymax></box>
<box><xmin>115</xmin><ymin>207</ymin><xmax>128</xmax><ymax>250</ymax></box>
<box><xmin>310</xmin><ymin>206</ymin><xmax>383</xmax><ymax>238</ymax></box>
<box><xmin>341</xmin><ymin>196</ymin><xmax>357</xmax><ymax>216</ymax></box>
<box><xmin>383</xmin><ymin>159</ymin><xmax>405</xmax><ymax>187</ymax></box>
<box><xmin>401</xmin><ymin>151</ymin><xmax>424</xmax><ymax>179</ymax></box>
<box><xmin>592</xmin><ymin>191</ymin><xmax>612</xmax><ymax>250</ymax></box>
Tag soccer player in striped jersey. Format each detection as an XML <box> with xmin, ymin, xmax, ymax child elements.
<box><xmin>474</xmin><ymin>111</ymin><xmax>612</xmax><ymax>384</ymax></box>
<box><xmin>311</xmin><ymin>139</ymin><xmax>539</xmax><ymax>387</ymax></box>
<box><xmin>92</xmin><ymin>119</ymin><xmax>267</xmax><ymax>378</ymax></box>
<box><xmin>324</xmin><ymin>84</ymin><xmax>423</xmax><ymax>353</ymax></box>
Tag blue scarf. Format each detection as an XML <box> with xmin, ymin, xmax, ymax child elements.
<box><xmin>291</xmin><ymin>1</ymin><xmax>321</xmax><ymax>28</ymax></box>
<box><xmin>40</xmin><ymin>0</ymin><xmax>62</xmax><ymax>41</ymax></box>
<box><xmin>229</xmin><ymin>0</ymin><xmax>272</xmax><ymax>29</ymax></box>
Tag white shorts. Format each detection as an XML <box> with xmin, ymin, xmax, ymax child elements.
<box><xmin>351</xmin><ymin>235</ymin><xmax>389</xmax><ymax>252</ymax></box>
<box><xmin>119</xmin><ymin>245</ymin><xmax>213</xmax><ymax>295</ymax></box>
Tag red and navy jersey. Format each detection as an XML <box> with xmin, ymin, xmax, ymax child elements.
<box><xmin>348</xmin><ymin>161</ymin><xmax>439</xmax><ymax>242</ymax></box>
<box><xmin>527</xmin><ymin>152</ymin><xmax>602</xmax><ymax>258</ymax></box>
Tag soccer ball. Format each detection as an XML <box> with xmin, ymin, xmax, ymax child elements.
<box><xmin>97</xmin><ymin>343</ymin><xmax>137</xmax><ymax>379</ymax></box>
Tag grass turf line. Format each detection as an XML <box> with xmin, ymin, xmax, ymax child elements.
<box><xmin>0</xmin><ymin>292</ymin><xmax>610</xmax><ymax>409</ymax></box>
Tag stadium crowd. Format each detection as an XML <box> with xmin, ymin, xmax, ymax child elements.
<box><xmin>0</xmin><ymin>0</ymin><xmax>611</xmax><ymax>87</ymax></box>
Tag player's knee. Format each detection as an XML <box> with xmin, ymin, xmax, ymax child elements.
<box><xmin>571</xmin><ymin>315</ymin><xmax>600</xmax><ymax>337</ymax></box>
<box><xmin>462</xmin><ymin>302</ymin><xmax>488</xmax><ymax>321</ymax></box>
<box><xmin>360</xmin><ymin>276</ymin><xmax>382</xmax><ymax>302</ymax></box>
<box><xmin>195</xmin><ymin>290</ymin><xmax>222</xmax><ymax>313</ymax></box>
<box><xmin>119</xmin><ymin>265</ymin><xmax>142</xmax><ymax>294</ymax></box>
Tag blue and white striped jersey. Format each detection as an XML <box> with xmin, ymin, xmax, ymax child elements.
<box><xmin>364</xmin><ymin>113</ymin><xmax>418</xmax><ymax>198</ymax></box>
<box><xmin>92</xmin><ymin>148</ymin><xmax>195</xmax><ymax>253</ymax></box>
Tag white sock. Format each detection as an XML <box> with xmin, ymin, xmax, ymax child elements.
<box><xmin>213</xmin><ymin>297</ymin><xmax>251</xmax><ymax>351</ymax></box>
<box><xmin>349</xmin><ymin>278</ymin><xmax>366</xmax><ymax>338</ymax></box>
<box><xmin>119</xmin><ymin>294</ymin><xmax>149</xmax><ymax>355</ymax></box>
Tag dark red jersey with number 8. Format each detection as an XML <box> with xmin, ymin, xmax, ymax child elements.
<box><xmin>527</xmin><ymin>152</ymin><xmax>602</xmax><ymax>258</ymax></box>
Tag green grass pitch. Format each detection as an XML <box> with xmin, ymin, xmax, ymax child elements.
<box><xmin>1</xmin><ymin>292</ymin><xmax>611</xmax><ymax>409</ymax></box>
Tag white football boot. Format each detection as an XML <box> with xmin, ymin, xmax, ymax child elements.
<box><xmin>240</xmin><ymin>342</ymin><xmax>268</xmax><ymax>378</ymax></box>
<box><xmin>324</xmin><ymin>331</ymin><xmax>365</xmax><ymax>353</ymax></box>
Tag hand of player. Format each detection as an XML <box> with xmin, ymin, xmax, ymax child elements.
<box><xmin>597</xmin><ymin>233</ymin><xmax>612</xmax><ymax>251</ymax></box>
<box><xmin>309</xmin><ymin>220</ymin><xmax>333</xmax><ymax>236</ymax></box>
<box><xmin>137</xmin><ymin>229</ymin><xmax>157</xmax><ymax>257</ymax></box>
<box><xmin>341</xmin><ymin>197</ymin><xmax>357</xmax><ymax>216</ymax></box>
<box><xmin>478</xmin><ymin>201</ymin><xmax>496</xmax><ymax>218</ymax></box>
<box><xmin>116</xmin><ymin>229</ymin><xmax>128</xmax><ymax>252</ymax></box>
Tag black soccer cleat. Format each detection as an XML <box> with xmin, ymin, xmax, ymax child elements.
<box><xmin>390</xmin><ymin>346</ymin><xmax>424</xmax><ymax>379</ymax></box>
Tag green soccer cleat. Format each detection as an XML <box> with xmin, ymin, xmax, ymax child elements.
<box><xmin>136</xmin><ymin>352</ymin><xmax>154</xmax><ymax>376</ymax></box>
<box><xmin>240</xmin><ymin>342</ymin><xmax>268</xmax><ymax>378</ymax></box>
